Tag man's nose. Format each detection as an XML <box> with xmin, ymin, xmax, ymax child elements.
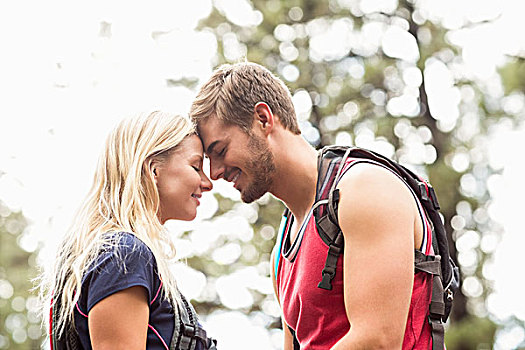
<box><xmin>209</xmin><ymin>159</ymin><xmax>225</xmax><ymax>181</ymax></box>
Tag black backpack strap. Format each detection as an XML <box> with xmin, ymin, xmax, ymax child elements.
<box><xmin>50</xmin><ymin>297</ymin><xmax>59</xmax><ymax>350</ymax></box>
<box><xmin>316</xmin><ymin>147</ymin><xmax>352</xmax><ymax>290</ymax></box>
<box><xmin>50</xmin><ymin>294</ymin><xmax>82</xmax><ymax>350</ymax></box>
<box><xmin>317</xmin><ymin>228</ymin><xmax>344</xmax><ymax>290</ymax></box>
<box><xmin>415</xmin><ymin>250</ymin><xmax>446</xmax><ymax>350</ymax></box>
<box><xmin>172</xmin><ymin>294</ymin><xmax>217</xmax><ymax>350</ymax></box>
<box><xmin>416</xmin><ymin>180</ymin><xmax>460</xmax><ymax>322</ymax></box>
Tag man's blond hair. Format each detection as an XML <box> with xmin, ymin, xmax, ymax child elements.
<box><xmin>190</xmin><ymin>62</ymin><xmax>301</xmax><ymax>134</ymax></box>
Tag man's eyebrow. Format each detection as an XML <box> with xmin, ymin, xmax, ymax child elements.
<box><xmin>206</xmin><ymin>140</ymin><xmax>219</xmax><ymax>155</ymax></box>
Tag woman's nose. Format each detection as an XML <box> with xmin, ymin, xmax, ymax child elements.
<box><xmin>201</xmin><ymin>172</ymin><xmax>213</xmax><ymax>192</ymax></box>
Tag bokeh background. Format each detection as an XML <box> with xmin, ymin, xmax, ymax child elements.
<box><xmin>1</xmin><ymin>0</ymin><xmax>525</xmax><ymax>349</ymax></box>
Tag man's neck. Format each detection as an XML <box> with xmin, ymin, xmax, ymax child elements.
<box><xmin>269</xmin><ymin>134</ymin><xmax>319</xmax><ymax>220</ymax></box>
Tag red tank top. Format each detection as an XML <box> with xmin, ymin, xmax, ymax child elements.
<box><xmin>275</xmin><ymin>158</ymin><xmax>433</xmax><ymax>349</ymax></box>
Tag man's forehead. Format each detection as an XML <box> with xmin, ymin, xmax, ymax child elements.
<box><xmin>198</xmin><ymin>116</ymin><xmax>222</xmax><ymax>135</ymax></box>
<box><xmin>197</xmin><ymin>118</ymin><xmax>228</xmax><ymax>151</ymax></box>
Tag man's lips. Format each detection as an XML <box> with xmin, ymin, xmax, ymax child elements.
<box><xmin>226</xmin><ymin>169</ymin><xmax>241</xmax><ymax>183</ymax></box>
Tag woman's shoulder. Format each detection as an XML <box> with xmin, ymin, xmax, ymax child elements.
<box><xmin>104</xmin><ymin>231</ymin><xmax>154</xmax><ymax>257</ymax></box>
<box><xmin>87</xmin><ymin>232</ymin><xmax>157</xmax><ymax>275</ymax></box>
<box><xmin>79</xmin><ymin>232</ymin><xmax>161</xmax><ymax>313</ymax></box>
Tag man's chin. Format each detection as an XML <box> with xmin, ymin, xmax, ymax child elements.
<box><xmin>240</xmin><ymin>186</ymin><xmax>267</xmax><ymax>204</ymax></box>
<box><xmin>240</xmin><ymin>192</ymin><xmax>257</xmax><ymax>204</ymax></box>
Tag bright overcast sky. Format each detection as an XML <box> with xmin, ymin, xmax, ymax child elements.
<box><xmin>0</xmin><ymin>0</ymin><xmax>524</xmax><ymax>349</ymax></box>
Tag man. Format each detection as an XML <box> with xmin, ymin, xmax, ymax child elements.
<box><xmin>190</xmin><ymin>62</ymin><xmax>433</xmax><ymax>349</ymax></box>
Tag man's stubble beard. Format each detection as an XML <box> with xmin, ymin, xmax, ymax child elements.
<box><xmin>241</xmin><ymin>135</ymin><xmax>276</xmax><ymax>203</ymax></box>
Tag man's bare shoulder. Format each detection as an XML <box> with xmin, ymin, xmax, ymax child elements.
<box><xmin>336</xmin><ymin>162</ymin><xmax>417</xmax><ymax>235</ymax></box>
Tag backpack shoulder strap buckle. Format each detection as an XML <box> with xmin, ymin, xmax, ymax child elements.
<box><xmin>182</xmin><ymin>323</ymin><xmax>196</xmax><ymax>337</ymax></box>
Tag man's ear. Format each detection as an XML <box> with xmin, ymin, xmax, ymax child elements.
<box><xmin>254</xmin><ymin>102</ymin><xmax>274</xmax><ymax>135</ymax></box>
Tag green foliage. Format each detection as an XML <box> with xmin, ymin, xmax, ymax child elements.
<box><xmin>499</xmin><ymin>57</ymin><xmax>525</xmax><ymax>94</ymax></box>
<box><xmin>0</xmin><ymin>202</ymin><xmax>42</xmax><ymax>349</ymax></box>
<box><xmin>445</xmin><ymin>316</ymin><xmax>497</xmax><ymax>350</ymax></box>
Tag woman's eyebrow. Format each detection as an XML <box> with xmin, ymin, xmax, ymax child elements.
<box><xmin>190</xmin><ymin>153</ymin><xmax>204</xmax><ymax>162</ymax></box>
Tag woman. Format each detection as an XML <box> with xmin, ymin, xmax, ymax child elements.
<box><xmin>39</xmin><ymin>111</ymin><xmax>216</xmax><ymax>349</ymax></box>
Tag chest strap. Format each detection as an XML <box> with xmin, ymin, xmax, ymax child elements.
<box><xmin>171</xmin><ymin>293</ymin><xmax>217</xmax><ymax>350</ymax></box>
<box><xmin>415</xmin><ymin>250</ymin><xmax>445</xmax><ymax>350</ymax></box>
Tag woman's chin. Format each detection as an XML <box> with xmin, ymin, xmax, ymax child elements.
<box><xmin>159</xmin><ymin>208</ymin><xmax>198</xmax><ymax>223</ymax></box>
<box><xmin>175</xmin><ymin>211</ymin><xmax>197</xmax><ymax>222</ymax></box>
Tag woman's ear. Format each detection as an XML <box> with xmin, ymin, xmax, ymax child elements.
<box><xmin>254</xmin><ymin>102</ymin><xmax>274</xmax><ymax>135</ymax></box>
<box><xmin>150</xmin><ymin>161</ymin><xmax>159</xmax><ymax>184</ymax></box>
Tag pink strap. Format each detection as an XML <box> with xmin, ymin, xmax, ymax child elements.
<box><xmin>151</xmin><ymin>281</ymin><xmax>162</xmax><ymax>305</ymax></box>
<box><xmin>75</xmin><ymin>302</ymin><xmax>88</xmax><ymax>318</ymax></box>
<box><xmin>148</xmin><ymin>324</ymin><xmax>169</xmax><ymax>350</ymax></box>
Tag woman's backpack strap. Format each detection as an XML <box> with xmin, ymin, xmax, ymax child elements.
<box><xmin>50</xmin><ymin>294</ymin><xmax>82</xmax><ymax>350</ymax></box>
<box><xmin>171</xmin><ymin>294</ymin><xmax>217</xmax><ymax>350</ymax></box>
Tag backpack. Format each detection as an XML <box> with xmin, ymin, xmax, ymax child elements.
<box><xmin>50</xmin><ymin>292</ymin><xmax>217</xmax><ymax>350</ymax></box>
<box><xmin>289</xmin><ymin>145</ymin><xmax>460</xmax><ymax>350</ymax></box>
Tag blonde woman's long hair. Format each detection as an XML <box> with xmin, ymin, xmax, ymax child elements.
<box><xmin>39</xmin><ymin>111</ymin><xmax>195</xmax><ymax>336</ymax></box>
